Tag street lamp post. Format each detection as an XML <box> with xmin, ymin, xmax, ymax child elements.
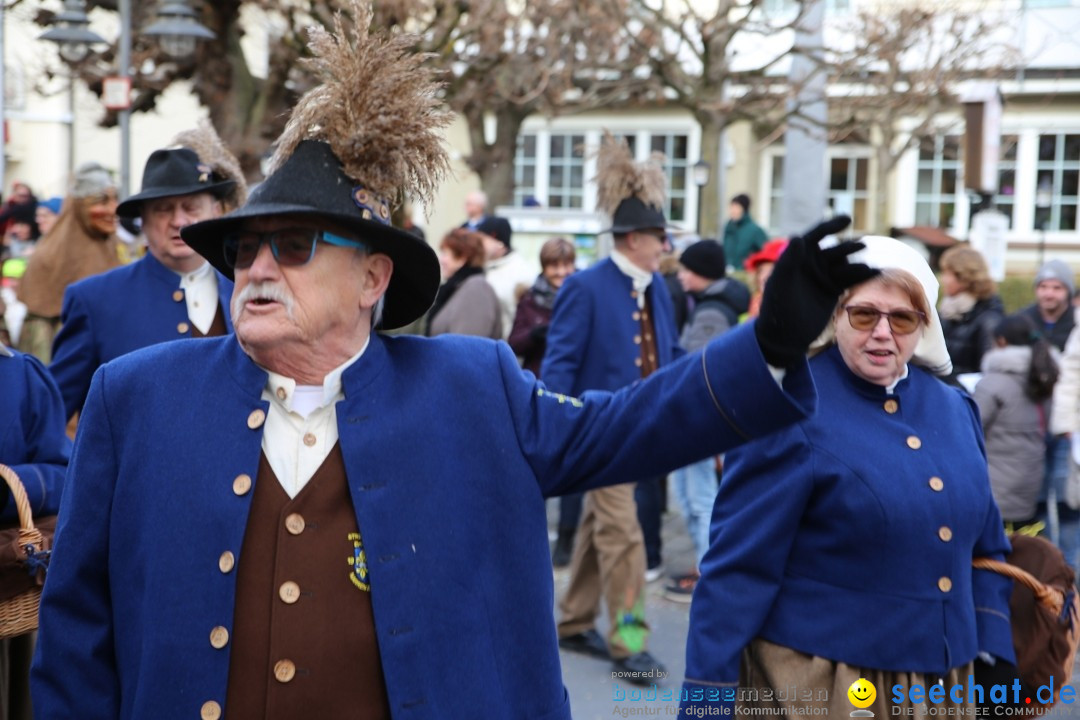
<box><xmin>41</xmin><ymin>0</ymin><xmax>215</xmax><ymax>198</ymax></box>
<box><xmin>1036</xmin><ymin>177</ymin><xmax>1053</xmax><ymax>269</ymax></box>
<box><xmin>38</xmin><ymin>0</ymin><xmax>107</xmax><ymax>176</ymax></box>
<box><xmin>692</xmin><ymin>159</ymin><xmax>711</xmax><ymax>237</ymax></box>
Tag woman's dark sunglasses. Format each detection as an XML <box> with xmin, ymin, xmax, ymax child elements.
<box><xmin>223</xmin><ymin>228</ymin><xmax>369</xmax><ymax>270</ymax></box>
<box><xmin>843</xmin><ymin>305</ymin><xmax>926</xmax><ymax>335</ymax></box>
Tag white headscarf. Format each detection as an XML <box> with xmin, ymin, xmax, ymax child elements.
<box><xmin>811</xmin><ymin>236</ymin><xmax>952</xmax><ymax>376</ymax></box>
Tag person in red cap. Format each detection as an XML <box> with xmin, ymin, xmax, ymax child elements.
<box><xmin>744</xmin><ymin>238</ymin><xmax>789</xmax><ymax>319</ymax></box>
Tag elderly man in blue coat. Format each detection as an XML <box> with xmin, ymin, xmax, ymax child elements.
<box><xmin>30</xmin><ymin>7</ymin><xmax>876</xmax><ymax>719</ymax></box>
<box><xmin>48</xmin><ymin>133</ymin><xmax>242</xmax><ymax>420</ymax></box>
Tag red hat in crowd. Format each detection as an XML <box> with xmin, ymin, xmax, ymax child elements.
<box><xmin>744</xmin><ymin>238</ymin><xmax>789</xmax><ymax>272</ymax></box>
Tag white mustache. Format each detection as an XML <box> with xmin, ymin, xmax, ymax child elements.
<box><xmin>232</xmin><ymin>282</ymin><xmax>295</xmax><ymax>318</ymax></box>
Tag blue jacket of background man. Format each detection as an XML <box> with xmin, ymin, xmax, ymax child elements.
<box><xmin>49</xmin><ymin>252</ymin><xmax>234</xmax><ymax>419</ymax></box>
<box><xmin>541</xmin><ymin>257</ymin><xmax>683</xmax><ymax>396</ymax></box>
<box><xmin>0</xmin><ymin>348</ymin><xmax>70</xmax><ymax>522</ymax></box>
<box><xmin>682</xmin><ymin>346</ymin><xmax>1014</xmax><ymax>713</ymax></box>
<box><xmin>33</xmin><ymin>324</ymin><xmax>815</xmax><ymax>720</ymax></box>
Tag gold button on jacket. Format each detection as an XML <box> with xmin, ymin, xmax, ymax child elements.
<box><xmin>285</xmin><ymin>513</ymin><xmax>305</xmax><ymax>535</ymax></box>
<box><xmin>209</xmin><ymin>626</ymin><xmax>229</xmax><ymax>649</ymax></box>
<box><xmin>929</xmin><ymin>477</ymin><xmax>944</xmax><ymax>491</ymax></box>
<box><xmin>247</xmin><ymin>409</ymin><xmax>266</xmax><ymax>429</ymax></box>
<box><xmin>938</xmin><ymin>527</ymin><xmax>953</xmax><ymax>542</ymax></box>
<box><xmin>938</xmin><ymin>577</ymin><xmax>952</xmax><ymax>592</ymax></box>
<box><xmin>218</xmin><ymin>551</ymin><xmax>235</xmax><ymax>573</ymax></box>
<box><xmin>906</xmin><ymin>436</ymin><xmax>921</xmax><ymax>450</ymax></box>
<box><xmin>883</xmin><ymin>399</ymin><xmax>898</xmax><ymax>414</ymax></box>
<box><xmin>279</xmin><ymin>581</ymin><xmax>301</xmax><ymax>604</ymax></box>
<box><xmin>177</xmin><ymin>322</ymin><xmax>190</xmax><ymax>334</ymax></box>
<box><xmin>274</xmin><ymin>659</ymin><xmax>297</xmax><ymax>683</ymax></box>
<box><xmin>232</xmin><ymin>474</ymin><xmax>252</xmax><ymax>496</ymax></box>
<box><xmin>200</xmin><ymin>701</ymin><xmax>221</xmax><ymax>720</ymax></box>
<box><xmin>172</xmin><ymin>290</ymin><xmax>184</xmax><ymax>302</ymax></box>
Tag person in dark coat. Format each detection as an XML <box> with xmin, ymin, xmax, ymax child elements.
<box><xmin>721</xmin><ymin>193</ymin><xmax>767</xmax><ymax>272</ymax></box>
<box><xmin>30</xmin><ymin>6</ymin><xmax>874</xmax><ymax>717</ymax></box>
<box><xmin>508</xmin><ymin>237</ymin><xmax>576</xmax><ymax>378</ymax></box>
<box><xmin>937</xmin><ymin>245</ymin><xmax>1005</xmax><ymax>377</ymax></box>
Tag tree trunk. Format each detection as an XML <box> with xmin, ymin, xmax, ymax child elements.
<box><xmin>462</xmin><ymin>106</ymin><xmax>527</xmax><ymax>209</ymax></box>
<box><xmin>696</xmin><ymin>112</ymin><xmax>725</xmax><ymax>239</ymax></box>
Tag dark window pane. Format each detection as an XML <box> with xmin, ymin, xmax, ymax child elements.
<box><xmin>570</xmin><ymin>166</ymin><xmax>583</xmax><ymax>188</ymax></box>
<box><xmin>672</xmin><ymin>135</ymin><xmax>688</xmax><ymax>159</ymax></box>
<box><xmin>651</xmin><ymin>135</ymin><xmax>666</xmax><ymax>154</ymax></box>
<box><xmin>942</xmin><ymin>169</ymin><xmax>957</xmax><ymax>195</ymax></box>
<box><xmin>1035</xmin><ymin>206</ymin><xmax>1052</xmax><ymax>230</ymax></box>
<box><xmin>570</xmin><ymin>195</ymin><xmax>583</xmax><ymax>209</ymax></box>
<box><xmin>670</xmin><ymin>167</ymin><xmax>686</xmax><ymax>191</ymax></box>
<box><xmin>1037</xmin><ymin>170</ymin><xmax>1056</xmax><ymax>195</ymax></box>
<box><xmin>571</xmin><ymin>135</ymin><xmax>585</xmax><ymax>158</ymax></box>
<box><xmin>918</xmin><ymin>139</ymin><xmax>936</xmax><ymax>161</ymax></box>
<box><xmin>670</xmin><ymin>197</ymin><xmax>685</xmax><ymax>222</ymax></box>
<box><xmin>1066</xmin><ymin>135</ymin><xmax>1080</xmax><ymax>162</ymax></box>
<box><xmin>853</xmin><ymin>198</ymin><xmax>868</xmax><ymax>229</ymax></box>
<box><xmin>830</xmin><ymin>158</ymin><xmax>849</xmax><ymax>191</ymax></box>
<box><xmin>942</xmin><ymin>137</ymin><xmax>961</xmax><ymax>161</ymax></box>
<box><xmin>1063</xmin><ymin>170</ymin><xmax>1079</xmax><ymax>197</ymax></box>
<box><xmin>550</xmin><ymin>167</ymin><xmax>564</xmax><ymax>186</ymax></box>
<box><xmin>998</xmin><ymin>170</ymin><xmax>1015</xmax><ymax>196</ymax></box>
<box><xmin>625</xmin><ymin>136</ymin><xmax>636</xmax><ymax>155</ymax></box>
<box><xmin>1001</xmin><ymin>135</ymin><xmax>1018</xmax><ymax>162</ymax></box>
<box><xmin>522</xmin><ymin>167</ymin><xmax>535</xmax><ymax>186</ymax></box>
<box><xmin>1063</xmin><ymin>204</ymin><xmax>1078</xmax><ymax>231</ymax></box>
<box><xmin>915</xmin><ymin>202</ymin><xmax>933</xmax><ymax>225</ymax></box>
<box><xmin>772</xmin><ymin>157</ymin><xmax>785</xmax><ymax>189</ymax></box>
<box><xmin>549</xmin><ymin>195</ymin><xmax>564</xmax><ymax>208</ymax></box>
<box><xmin>855</xmin><ymin>159</ymin><xmax>868</xmax><ymax>190</ymax></box>
<box><xmin>939</xmin><ymin>202</ymin><xmax>955</xmax><ymax>227</ymax></box>
<box><xmin>551</xmin><ymin>136</ymin><xmax>565</xmax><ymax>157</ymax></box>
<box><xmin>1039</xmin><ymin>135</ymin><xmax>1058</xmax><ymax>162</ymax></box>
<box><xmin>996</xmin><ymin>200</ymin><xmax>1014</xmax><ymax>229</ymax></box>
<box><xmin>522</xmin><ymin>135</ymin><xmax>536</xmax><ymax>156</ymax></box>
<box><xmin>917</xmin><ymin>169</ymin><xmax>935</xmax><ymax>195</ymax></box>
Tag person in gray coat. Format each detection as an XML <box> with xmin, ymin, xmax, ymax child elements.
<box><xmin>426</xmin><ymin>228</ymin><xmax>502</xmax><ymax>339</ymax></box>
<box><xmin>974</xmin><ymin>314</ymin><xmax>1060</xmax><ymax>528</ymax></box>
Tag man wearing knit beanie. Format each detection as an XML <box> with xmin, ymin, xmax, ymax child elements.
<box><xmin>666</xmin><ymin>240</ymin><xmax>750</xmax><ymax>600</ymax></box>
<box><xmin>1021</xmin><ymin>258</ymin><xmax>1075</xmax><ymax>351</ymax></box>
<box><xmin>722</xmin><ymin>192</ymin><xmax>767</xmax><ymax>272</ymax></box>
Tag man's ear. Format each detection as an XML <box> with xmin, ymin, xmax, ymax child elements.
<box><xmin>359</xmin><ymin>253</ymin><xmax>393</xmax><ymax>308</ymax></box>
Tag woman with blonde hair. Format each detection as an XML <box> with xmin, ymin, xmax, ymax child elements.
<box><xmin>938</xmin><ymin>244</ymin><xmax>1005</xmax><ymax>376</ymax></box>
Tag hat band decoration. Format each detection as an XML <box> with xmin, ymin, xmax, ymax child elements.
<box><xmin>353</xmin><ymin>186</ymin><xmax>392</xmax><ymax>225</ymax></box>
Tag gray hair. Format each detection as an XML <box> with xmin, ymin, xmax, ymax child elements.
<box><xmin>71</xmin><ymin>162</ymin><xmax>116</xmax><ymax>198</ymax></box>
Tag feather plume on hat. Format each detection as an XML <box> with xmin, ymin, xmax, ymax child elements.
<box><xmin>171</xmin><ymin>120</ymin><xmax>248</xmax><ymax>211</ymax></box>
<box><xmin>268</xmin><ymin>0</ymin><xmax>452</xmax><ymax>211</ymax></box>
<box><xmin>594</xmin><ymin>131</ymin><xmax>667</xmax><ymax>216</ymax></box>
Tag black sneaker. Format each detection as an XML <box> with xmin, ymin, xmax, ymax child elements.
<box><xmin>558</xmin><ymin>629</ymin><xmax>609</xmax><ymax>659</ymax></box>
<box><xmin>612</xmin><ymin>651</ymin><xmax>667</xmax><ymax>685</ymax></box>
<box><xmin>664</xmin><ymin>574</ymin><xmax>698</xmax><ymax>603</ymax></box>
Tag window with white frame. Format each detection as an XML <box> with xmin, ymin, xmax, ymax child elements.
<box><xmin>915</xmin><ymin>136</ymin><xmax>961</xmax><ymax>229</ymax></box>
<box><xmin>547</xmin><ymin>134</ymin><xmax>586</xmax><ymax>210</ymax></box>
<box><xmin>514</xmin><ymin>134</ymin><xmax>538</xmax><ymax>207</ymax></box>
<box><xmin>765</xmin><ymin>151</ymin><xmax>870</xmax><ymax>232</ymax></box>
<box><xmin>994</xmin><ymin>135</ymin><xmax>1018</xmax><ymax>229</ymax></box>
<box><xmin>651</xmin><ymin>134</ymin><xmax>689</xmax><ymax>224</ymax></box>
<box><xmin>1035</xmin><ymin>133</ymin><xmax>1080</xmax><ymax>232</ymax></box>
<box><xmin>510</xmin><ymin>130</ymin><xmax>690</xmax><ymax>223</ymax></box>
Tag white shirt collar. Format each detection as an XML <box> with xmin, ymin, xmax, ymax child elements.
<box><xmin>610</xmin><ymin>249</ymin><xmax>653</xmax><ymax>309</ymax></box>
<box><xmin>263</xmin><ymin>337</ymin><xmax>370</xmax><ymax>418</ymax></box>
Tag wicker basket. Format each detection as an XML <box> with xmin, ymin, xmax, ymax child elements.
<box><xmin>0</xmin><ymin>463</ymin><xmax>45</xmax><ymax>639</ymax></box>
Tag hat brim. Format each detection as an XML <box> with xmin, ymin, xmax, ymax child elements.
<box><xmin>180</xmin><ymin>201</ymin><xmax>439</xmax><ymax>331</ymax></box>
<box><xmin>117</xmin><ymin>179</ymin><xmax>237</xmax><ymax>218</ymax></box>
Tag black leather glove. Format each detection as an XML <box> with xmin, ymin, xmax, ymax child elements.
<box><xmin>753</xmin><ymin>215</ymin><xmax>879</xmax><ymax>368</ymax></box>
<box><xmin>529</xmin><ymin>324</ymin><xmax>549</xmax><ymax>344</ymax></box>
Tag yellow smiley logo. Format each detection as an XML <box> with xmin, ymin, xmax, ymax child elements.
<box><xmin>847</xmin><ymin>678</ymin><xmax>876</xmax><ymax>708</ymax></box>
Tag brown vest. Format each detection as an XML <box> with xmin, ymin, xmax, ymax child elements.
<box><xmin>640</xmin><ymin>292</ymin><xmax>660</xmax><ymax>378</ymax></box>
<box><xmin>225</xmin><ymin>445</ymin><xmax>390</xmax><ymax>719</ymax></box>
<box><xmin>192</xmin><ymin>304</ymin><xmax>228</xmax><ymax>338</ymax></box>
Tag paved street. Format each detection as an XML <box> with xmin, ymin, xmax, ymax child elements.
<box><xmin>552</xmin><ymin>495</ymin><xmax>696</xmax><ymax>719</ymax></box>
<box><xmin>551</xmin><ymin>495</ymin><xmax>1080</xmax><ymax>719</ymax></box>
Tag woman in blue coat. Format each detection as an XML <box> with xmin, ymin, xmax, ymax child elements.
<box><xmin>682</xmin><ymin>237</ymin><xmax>1015</xmax><ymax>715</ymax></box>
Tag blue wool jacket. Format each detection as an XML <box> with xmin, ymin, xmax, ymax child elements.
<box><xmin>541</xmin><ymin>258</ymin><xmax>682</xmax><ymax>396</ymax></box>
<box><xmin>33</xmin><ymin>324</ymin><xmax>813</xmax><ymax>720</ymax></box>
<box><xmin>682</xmin><ymin>346</ymin><xmax>1014</xmax><ymax>710</ymax></box>
<box><xmin>0</xmin><ymin>348</ymin><xmax>70</xmax><ymax>522</ymax></box>
<box><xmin>49</xmin><ymin>252</ymin><xmax>234</xmax><ymax>418</ymax></box>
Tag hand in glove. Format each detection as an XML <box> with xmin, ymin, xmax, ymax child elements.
<box><xmin>753</xmin><ymin>215</ymin><xmax>879</xmax><ymax>368</ymax></box>
<box><xmin>529</xmin><ymin>324</ymin><xmax>549</xmax><ymax>344</ymax></box>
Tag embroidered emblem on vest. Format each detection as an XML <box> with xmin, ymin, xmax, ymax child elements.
<box><xmin>347</xmin><ymin>531</ymin><xmax>370</xmax><ymax>592</ymax></box>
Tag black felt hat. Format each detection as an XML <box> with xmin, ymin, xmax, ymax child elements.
<box><xmin>116</xmin><ymin>148</ymin><xmax>236</xmax><ymax>218</ymax></box>
<box><xmin>180</xmin><ymin>139</ymin><xmax>440</xmax><ymax>331</ymax></box>
<box><xmin>609</xmin><ymin>197</ymin><xmax>668</xmax><ymax>235</ymax></box>
<box><xmin>595</xmin><ymin>131</ymin><xmax>669</xmax><ymax>235</ymax></box>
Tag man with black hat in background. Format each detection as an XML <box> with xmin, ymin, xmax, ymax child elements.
<box><xmin>544</xmin><ymin>133</ymin><xmax>684</xmax><ymax>680</ymax></box>
<box><xmin>32</xmin><ymin>5</ymin><xmax>874</xmax><ymax>718</ymax></box>
<box><xmin>48</xmin><ymin>125</ymin><xmax>245</xmax><ymax>420</ymax></box>
<box><xmin>476</xmin><ymin>214</ymin><xmax>534</xmax><ymax>340</ymax></box>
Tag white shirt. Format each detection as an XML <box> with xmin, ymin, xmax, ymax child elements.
<box><xmin>485</xmin><ymin>250</ymin><xmax>536</xmax><ymax>340</ymax></box>
<box><xmin>260</xmin><ymin>341</ymin><xmax>368</xmax><ymax>498</ymax></box>
<box><xmin>178</xmin><ymin>262</ymin><xmax>219</xmax><ymax>334</ymax></box>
